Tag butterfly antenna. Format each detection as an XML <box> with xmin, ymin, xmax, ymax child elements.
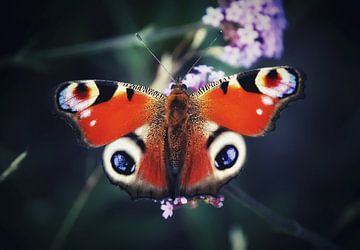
<box><xmin>135</xmin><ymin>33</ymin><xmax>177</xmax><ymax>83</ymax></box>
<box><xmin>184</xmin><ymin>30</ymin><xmax>222</xmax><ymax>76</ymax></box>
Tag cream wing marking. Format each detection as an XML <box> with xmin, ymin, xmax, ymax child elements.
<box><xmin>254</xmin><ymin>67</ymin><xmax>298</xmax><ymax>98</ymax></box>
<box><xmin>103</xmin><ymin>124</ymin><xmax>149</xmax><ymax>186</ymax></box>
<box><xmin>192</xmin><ymin>66</ymin><xmax>303</xmax><ymax>98</ymax></box>
<box><xmin>180</xmin><ymin>121</ymin><xmax>247</xmax><ymax>197</ymax></box>
<box><xmin>56</xmin><ymin>80</ymin><xmax>166</xmax><ymax>114</ymax></box>
<box><xmin>206</xmin><ymin>121</ymin><xmax>246</xmax><ymax>183</ymax></box>
<box><xmin>58</xmin><ymin>80</ymin><xmax>100</xmax><ymax>112</ymax></box>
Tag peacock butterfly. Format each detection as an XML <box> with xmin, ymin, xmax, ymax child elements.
<box><xmin>54</xmin><ymin>66</ymin><xmax>305</xmax><ymax>200</ymax></box>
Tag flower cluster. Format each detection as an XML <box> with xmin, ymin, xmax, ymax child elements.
<box><xmin>202</xmin><ymin>0</ymin><xmax>287</xmax><ymax>68</ymax></box>
<box><xmin>163</xmin><ymin>65</ymin><xmax>225</xmax><ymax>95</ymax></box>
<box><xmin>159</xmin><ymin>195</ymin><xmax>225</xmax><ymax>219</ymax></box>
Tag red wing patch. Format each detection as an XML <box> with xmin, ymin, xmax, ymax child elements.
<box><xmin>179</xmin><ymin>131</ymin><xmax>213</xmax><ymax>195</ymax></box>
<box><xmin>200</xmin><ymin>86</ymin><xmax>280</xmax><ymax>136</ymax></box>
<box><xmin>178</xmin><ymin>122</ymin><xmax>247</xmax><ymax>197</ymax></box>
<box><xmin>102</xmin><ymin>123</ymin><xmax>169</xmax><ymax>200</ymax></box>
<box><xmin>137</xmin><ymin>130</ymin><xmax>168</xmax><ymax>194</ymax></box>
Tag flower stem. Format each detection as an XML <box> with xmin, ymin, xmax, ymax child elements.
<box><xmin>0</xmin><ymin>149</ymin><xmax>27</xmax><ymax>183</ymax></box>
<box><xmin>50</xmin><ymin>165</ymin><xmax>102</xmax><ymax>250</ymax></box>
<box><xmin>226</xmin><ymin>183</ymin><xmax>342</xmax><ymax>250</ymax></box>
<box><xmin>0</xmin><ymin>22</ymin><xmax>204</xmax><ymax>68</ymax></box>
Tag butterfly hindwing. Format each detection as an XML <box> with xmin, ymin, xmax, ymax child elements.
<box><xmin>102</xmin><ymin>123</ymin><xmax>169</xmax><ymax>199</ymax></box>
<box><xmin>178</xmin><ymin>121</ymin><xmax>246</xmax><ymax>197</ymax></box>
<box><xmin>54</xmin><ymin>80</ymin><xmax>169</xmax><ymax>199</ymax></box>
<box><xmin>192</xmin><ymin>66</ymin><xmax>305</xmax><ymax>137</ymax></box>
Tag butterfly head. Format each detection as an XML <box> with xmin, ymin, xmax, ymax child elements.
<box><xmin>170</xmin><ymin>83</ymin><xmax>187</xmax><ymax>94</ymax></box>
<box><xmin>166</xmin><ymin>83</ymin><xmax>190</xmax><ymax>126</ymax></box>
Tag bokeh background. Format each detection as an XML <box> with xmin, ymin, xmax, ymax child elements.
<box><xmin>0</xmin><ymin>0</ymin><xmax>359</xmax><ymax>249</ymax></box>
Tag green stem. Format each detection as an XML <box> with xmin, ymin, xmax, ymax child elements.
<box><xmin>0</xmin><ymin>149</ymin><xmax>27</xmax><ymax>183</ymax></box>
<box><xmin>50</xmin><ymin>166</ymin><xmax>102</xmax><ymax>250</ymax></box>
<box><xmin>0</xmin><ymin>22</ymin><xmax>204</xmax><ymax>67</ymax></box>
<box><xmin>226</xmin><ymin>184</ymin><xmax>342</xmax><ymax>250</ymax></box>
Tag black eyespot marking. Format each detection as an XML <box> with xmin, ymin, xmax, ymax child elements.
<box><xmin>111</xmin><ymin>151</ymin><xmax>136</xmax><ymax>175</ymax></box>
<box><xmin>220</xmin><ymin>81</ymin><xmax>229</xmax><ymax>94</ymax></box>
<box><xmin>171</xmin><ymin>84</ymin><xmax>176</xmax><ymax>89</ymax></box>
<box><xmin>75</xmin><ymin>83</ymin><xmax>89</xmax><ymax>98</ymax></box>
<box><xmin>93</xmin><ymin>81</ymin><xmax>117</xmax><ymax>105</ymax></box>
<box><xmin>125</xmin><ymin>133</ymin><xmax>146</xmax><ymax>152</ymax></box>
<box><xmin>206</xmin><ymin>127</ymin><xmax>228</xmax><ymax>149</ymax></box>
<box><xmin>237</xmin><ymin>71</ymin><xmax>261</xmax><ymax>93</ymax></box>
<box><xmin>267</xmin><ymin>69</ymin><xmax>278</xmax><ymax>79</ymax></box>
<box><xmin>215</xmin><ymin>145</ymin><xmax>238</xmax><ymax>170</ymax></box>
<box><xmin>181</xmin><ymin>84</ymin><xmax>187</xmax><ymax>90</ymax></box>
<box><xmin>126</xmin><ymin>88</ymin><xmax>135</xmax><ymax>101</ymax></box>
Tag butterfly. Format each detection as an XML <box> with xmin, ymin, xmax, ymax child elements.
<box><xmin>54</xmin><ymin>66</ymin><xmax>305</xmax><ymax>200</ymax></box>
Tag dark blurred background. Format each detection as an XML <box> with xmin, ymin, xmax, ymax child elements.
<box><xmin>0</xmin><ymin>0</ymin><xmax>359</xmax><ymax>249</ymax></box>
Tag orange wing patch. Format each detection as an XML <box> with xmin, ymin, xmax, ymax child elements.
<box><xmin>137</xmin><ymin>130</ymin><xmax>168</xmax><ymax>191</ymax></box>
<box><xmin>180</xmin><ymin>133</ymin><xmax>213</xmax><ymax>186</ymax></box>
<box><xmin>77</xmin><ymin>91</ymin><xmax>155</xmax><ymax>146</ymax></box>
<box><xmin>55</xmin><ymin>80</ymin><xmax>166</xmax><ymax>147</ymax></box>
<box><xmin>193</xmin><ymin>66</ymin><xmax>305</xmax><ymax>136</ymax></box>
<box><xmin>178</xmin><ymin>122</ymin><xmax>247</xmax><ymax>197</ymax></box>
<box><xmin>102</xmin><ymin>123</ymin><xmax>169</xmax><ymax>199</ymax></box>
<box><xmin>178</xmin><ymin>129</ymin><xmax>213</xmax><ymax>196</ymax></box>
<box><xmin>199</xmin><ymin>86</ymin><xmax>279</xmax><ymax>136</ymax></box>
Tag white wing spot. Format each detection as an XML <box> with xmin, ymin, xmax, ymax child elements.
<box><xmin>261</xmin><ymin>96</ymin><xmax>274</xmax><ymax>106</ymax></box>
<box><xmin>80</xmin><ymin>109</ymin><xmax>91</xmax><ymax>119</ymax></box>
<box><xmin>256</xmin><ymin>109</ymin><xmax>263</xmax><ymax>115</ymax></box>
<box><xmin>90</xmin><ymin>120</ymin><xmax>97</xmax><ymax>127</ymax></box>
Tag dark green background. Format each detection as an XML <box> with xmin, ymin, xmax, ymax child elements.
<box><xmin>0</xmin><ymin>0</ymin><xmax>359</xmax><ymax>249</ymax></box>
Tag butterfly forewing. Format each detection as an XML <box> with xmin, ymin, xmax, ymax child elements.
<box><xmin>55</xmin><ymin>80</ymin><xmax>166</xmax><ymax>146</ymax></box>
<box><xmin>192</xmin><ymin>66</ymin><xmax>305</xmax><ymax>137</ymax></box>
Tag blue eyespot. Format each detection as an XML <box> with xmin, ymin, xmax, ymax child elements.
<box><xmin>111</xmin><ymin>151</ymin><xmax>135</xmax><ymax>175</ymax></box>
<box><xmin>215</xmin><ymin>145</ymin><xmax>238</xmax><ymax>170</ymax></box>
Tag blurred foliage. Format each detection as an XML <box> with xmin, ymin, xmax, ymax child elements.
<box><xmin>0</xmin><ymin>0</ymin><xmax>359</xmax><ymax>250</ymax></box>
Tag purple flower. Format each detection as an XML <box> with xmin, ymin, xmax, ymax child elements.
<box><xmin>236</xmin><ymin>25</ymin><xmax>259</xmax><ymax>46</ymax></box>
<box><xmin>160</xmin><ymin>201</ymin><xmax>174</xmax><ymax>219</ymax></box>
<box><xmin>158</xmin><ymin>194</ymin><xmax>225</xmax><ymax>219</ymax></box>
<box><xmin>202</xmin><ymin>0</ymin><xmax>287</xmax><ymax>68</ymax></box>
<box><xmin>202</xmin><ymin>7</ymin><xmax>224</xmax><ymax>27</ymax></box>
<box><xmin>163</xmin><ymin>65</ymin><xmax>225</xmax><ymax>95</ymax></box>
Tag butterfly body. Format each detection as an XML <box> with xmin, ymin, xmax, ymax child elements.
<box><xmin>165</xmin><ymin>83</ymin><xmax>190</xmax><ymax>175</ymax></box>
<box><xmin>54</xmin><ymin>66</ymin><xmax>305</xmax><ymax>200</ymax></box>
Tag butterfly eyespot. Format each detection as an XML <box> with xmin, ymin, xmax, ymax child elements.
<box><xmin>255</xmin><ymin>68</ymin><xmax>297</xmax><ymax>98</ymax></box>
<box><xmin>214</xmin><ymin>145</ymin><xmax>239</xmax><ymax>170</ymax></box>
<box><xmin>266</xmin><ymin>69</ymin><xmax>279</xmax><ymax>81</ymax></box>
<box><xmin>102</xmin><ymin>125</ymin><xmax>149</xmax><ymax>187</ymax></box>
<box><xmin>170</xmin><ymin>84</ymin><xmax>176</xmax><ymax>89</ymax></box>
<box><xmin>206</xmin><ymin>125</ymin><xmax>246</xmax><ymax>181</ymax></box>
<box><xmin>181</xmin><ymin>84</ymin><xmax>187</xmax><ymax>90</ymax></box>
<box><xmin>75</xmin><ymin>83</ymin><xmax>90</xmax><ymax>98</ymax></box>
<box><xmin>57</xmin><ymin>80</ymin><xmax>99</xmax><ymax>112</ymax></box>
<box><xmin>111</xmin><ymin>151</ymin><xmax>136</xmax><ymax>175</ymax></box>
